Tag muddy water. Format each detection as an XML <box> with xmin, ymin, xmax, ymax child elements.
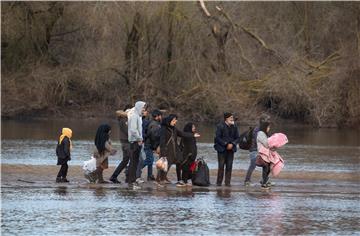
<box><xmin>1</xmin><ymin>119</ymin><xmax>360</xmax><ymax>235</ymax></box>
<box><xmin>1</xmin><ymin>119</ymin><xmax>359</xmax><ymax>173</ymax></box>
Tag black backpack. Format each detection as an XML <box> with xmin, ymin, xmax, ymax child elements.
<box><xmin>192</xmin><ymin>158</ymin><xmax>210</xmax><ymax>186</ymax></box>
<box><xmin>238</xmin><ymin>127</ymin><xmax>254</xmax><ymax>150</ymax></box>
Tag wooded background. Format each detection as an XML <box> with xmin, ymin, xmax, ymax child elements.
<box><xmin>1</xmin><ymin>1</ymin><xmax>359</xmax><ymax>127</ymax></box>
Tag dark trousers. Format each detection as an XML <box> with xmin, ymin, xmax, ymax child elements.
<box><xmin>176</xmin><ymin>164</ymin><xmax>182</xmax><ymax>182</ymax></box>
<box><xmin>262</xmin><ymin>163</ymin><xmax>271</xmax><ymax>184</ymax></box>
<box><xmin>110</xmin><ymin>142</ymin><xmax>131</xmax><ymax>180</ymax></box>
<box><xmin>176</xmin><ymin>163</ymin><xmax>192</xmax><ymax>183</ymax></box>
<box><xmin>128</xmin><ymin>142</ymin><xmax>141</xmax><ymax>185</ymax></box>
<box><xmin>57</xmin><ymin>163</ymin><xmax>68</xmax><ymax>178</ymax></box>
<box><xmin>216</xmin><ymin>151</ymin><xmax>234</xmax><ymax>186</ymax></box>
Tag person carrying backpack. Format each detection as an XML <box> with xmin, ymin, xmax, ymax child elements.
<box><xmin>244</xmin><ymin>114</ymin><xmax>271</xmax><ymax>186</ymax></box>
<box><xmin>56</xmin><ymin>128</ymin><xmax>73</xmax><ymax>183</ymax></box>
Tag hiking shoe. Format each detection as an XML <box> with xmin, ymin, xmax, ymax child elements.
<box><xmin>176</xmin><ymin>181</ymin><xmax>186</xmax><ymax>187</ymax></box>
<box><xmin>136</xmin><ymin>178</ymin><xmax>145</xmax><ymax>184</ymax></box>
<box><xmin>129</xmin><ymin>183</ymin><xmax>142</xmax><ymax>190</ymax></box>
<box><xmin>244</xmin><ymin>181</ymin><xmax>251</xmax><ymax>187</ymax></box>
<box><xmin>56</xmin><ymin>177</ymin><xmax>62</xmax><ymax>183</ymax></box>
<box><xmin>147</xmin><ymin>175</ymin><xmax>156</xmax><ymax>181</ymax></box>
<box><xmin>260</xmin><ymin>180</ymin><xmax>275</xmax><ymax>186</ymax></box>
<box><xmin>261</xmin><ymin>184</ymin><xmax>270</xmax><ymax>190</ymax></box>
<box><xmin>186</xmin><ymin>182</ymin><xmax>192</xmax><ymax>187</ymax></box>
<box><xmin>110</xmin><ymin>178</ymin><xmax>121</xmax><ymax>184</ymax></box>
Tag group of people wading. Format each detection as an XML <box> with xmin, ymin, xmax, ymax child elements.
<box><xmin>56</xmin><ymin>101</ymin><xmax>278</xmax><ymax>190</ymax></box>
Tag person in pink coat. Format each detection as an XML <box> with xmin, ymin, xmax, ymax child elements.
<box><xmin>257</xmin><ymin>125</ymin><xmax>287</xmax><ymax>189</ymax></box>
<box><xmin>256</xmin><ymin>121</ymin><xmax>272</xmax><ymax>189</ymax></box>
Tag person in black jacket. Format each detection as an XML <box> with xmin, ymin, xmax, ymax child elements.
<box><xmin>176</xmin><ymin>122</ymin><xmax>198</xmax><ymax>186</ymax></box>
<box><xmin>142</xmin><ymin>109</ymin><xmax>162</xmax><ymax>181</ymax></box>
<box><xmin>214</xmin><ymin>112</ymin><xmax>240</xmax><ymax>186</ymax></box>
<box><xmin>157</xmin><ymin>114</ymin><xmax>200</xmax><ymax>184</ymax></box>
<box><xmin>56</xmin><ymin>128</ymin><xmax>73</xmax><ymax>183</ymax></box>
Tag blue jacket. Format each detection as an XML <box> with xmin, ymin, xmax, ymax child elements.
<box><xmin>214</xmin><ymin>122</ymin><xmax>240</xmax><ymax>153</ymax></box>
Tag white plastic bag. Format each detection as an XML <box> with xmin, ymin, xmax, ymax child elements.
<box><xmin>156</xmin><ymin>157</ymin><xmax>168</xmax><ymax>172</ymax></box>
<box><xmin>83</xmin><ymin>156</ymin><xmax>97</xmax><ymax>173</ymax></box>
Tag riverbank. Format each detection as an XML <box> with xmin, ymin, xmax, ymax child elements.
<box><xmin>2</xmin><ymin>164</ymin><xmax>359</xmax><ymax>187</ymax></box>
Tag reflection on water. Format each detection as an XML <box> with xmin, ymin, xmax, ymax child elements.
<box><xmin>54</xmin><ymin>186</ymin><xmax>68</xmax><ymax>196</ymax></box>
<box><xmin>3</xmin><ymin>187</ymin><xmax>359</xmax><ymax>235</ymax></box>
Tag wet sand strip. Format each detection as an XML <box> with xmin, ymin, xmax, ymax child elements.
<box><xmin>1</xmin><ymin>164</ymin><xmax>359</xmax><ymax>195</ymax></box>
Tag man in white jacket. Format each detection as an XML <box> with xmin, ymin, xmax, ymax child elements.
<box><xmin>127</xmin><ymin>101</ymin><xmax>146</xmax><ymax>190</ymax></box>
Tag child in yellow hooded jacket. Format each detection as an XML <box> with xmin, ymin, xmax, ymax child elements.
<box><xmin>56</xmin><ymin>128</ymin><xmax>73</xmax><ymax>183</ymax></box>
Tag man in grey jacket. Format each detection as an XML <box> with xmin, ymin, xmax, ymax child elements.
<box><xmin>128</xmin><ymin>101</ymin><xmax>146</xmax><ymax>190</ymax></box>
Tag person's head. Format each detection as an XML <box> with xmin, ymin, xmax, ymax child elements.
<box><xmin>259</xmin><ymin>113</ymin><xmax>271</xmax><ymax>125</ymax></box>
<box><xmin>224</xmin><ymin>112</ymin><xmax>234</xmax><ymax>125</ymax></box>
<box><xmin>183</xmin><ymin>122</ymin><xmax>196</xmax><ymax>133</ymax></box>
<box><xmin>95</xmin><ymin>124</ymin><xmax>111</xmax><ymax>154</ymax></box>
<box><xmin>134</xmin><ymin>101</ymin><xmax>146</xmax><ymax>116</ymax></box>
<box><xmin>61</xmin><ymin>128</ymin><xmax>72</xmax><ymax>139</ymax></box>
<box><xmin>259</xmin><ymin>121</ymin><xmax>271</xmax><ymax>136</ymax></box>
<box><xmin>143</xmin><ymin>109</ymin><xmax>149</xmax><ymax>118</ymax></box>
<box><xmin>162</xmin><ymin>114</ymin><xmax>178</xmax><ymax>127</ymax></box>
<box><xmin>152</xmin><ymin>109</ymin><xmax>163</xmax><ymax>122</ymax></box>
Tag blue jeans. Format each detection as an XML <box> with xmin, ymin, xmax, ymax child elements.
<box><xmin>245</xmin><ymin>151</ymin><xmax>258</xmax><ymax>182</ymax></box>
<box><xmin>143</xmin><ymin>147</ymin><xmax>154</xmax><ymax>178</ymax></box>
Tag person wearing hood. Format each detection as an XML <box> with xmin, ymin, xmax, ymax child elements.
<box><xmin>90</xmin><ymin>124</ymin><xmax>117</xmax><ymax>184</ymax></box>
<box><xmin>110</xmin><ymin>105</ymin><xmax>132</xmax><ymax>184</ymax></box>
<box><xmin>214</xmin><ymin>112</ymin><xmax>240</xmax><ymax>186</ymax></box>
<box><xmin>127</xmin><ymin>101</ymin><xmax>146</xmax><ymax>190</ymax></box>
<box><xmin>157</xmin><ymin>114</ymin><xmax>200</xmax><ymax>184</ymax></box>
<box><xmin>176</xmin><ymin>122</ymin><xmax>198</xmax><ymax>187</ymax></box>
<box><xmin>56</xmin><ymin>128</ymin><xmax>73</xmax><ymax>183</ymax></box>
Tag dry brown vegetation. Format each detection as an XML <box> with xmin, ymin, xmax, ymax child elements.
<box><xmin>1</xmin><ymin>1</ymin><xmax>359</xmax><ymax>127</ymax></box>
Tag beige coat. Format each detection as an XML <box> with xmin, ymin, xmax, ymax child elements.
<box><xmin>93</xmin><ymin>140</ymin><xmax>117</xmax><ymax>169</ymax></box>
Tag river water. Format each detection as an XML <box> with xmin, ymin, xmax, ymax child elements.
<box><xmin>1</xmin><ymin>119</ymin><xmax>360</xmax><ymax>235</ymax></box>
<box><xmin>1</xmin><ymin>119</ymin><xmax>359</xmax><ymax>172</ymax></box>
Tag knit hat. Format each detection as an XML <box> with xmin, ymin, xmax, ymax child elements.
<box><xmin>224</xmin><ymin>112</ymin><xmax>233</xmax><ymax>120</ymax></box>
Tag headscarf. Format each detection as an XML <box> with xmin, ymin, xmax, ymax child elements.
<box><xmin>95</xmin><ymin>124</ymin><xmax>111</xmax><ymax>154</ymax></box>
<box><xmin>162</xmin><ymin>114</ymin><xmax>178</xmax><ymax>128</ymax></box>
<box><xmin>59</xmin><ymin>128</ymin><xmax>73</xmax><ymax>150</ymax></box>
<box><xmin>183</xmin><ymin>122</ymin><xmax>194</xmax><ymax>133</ymax></box>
